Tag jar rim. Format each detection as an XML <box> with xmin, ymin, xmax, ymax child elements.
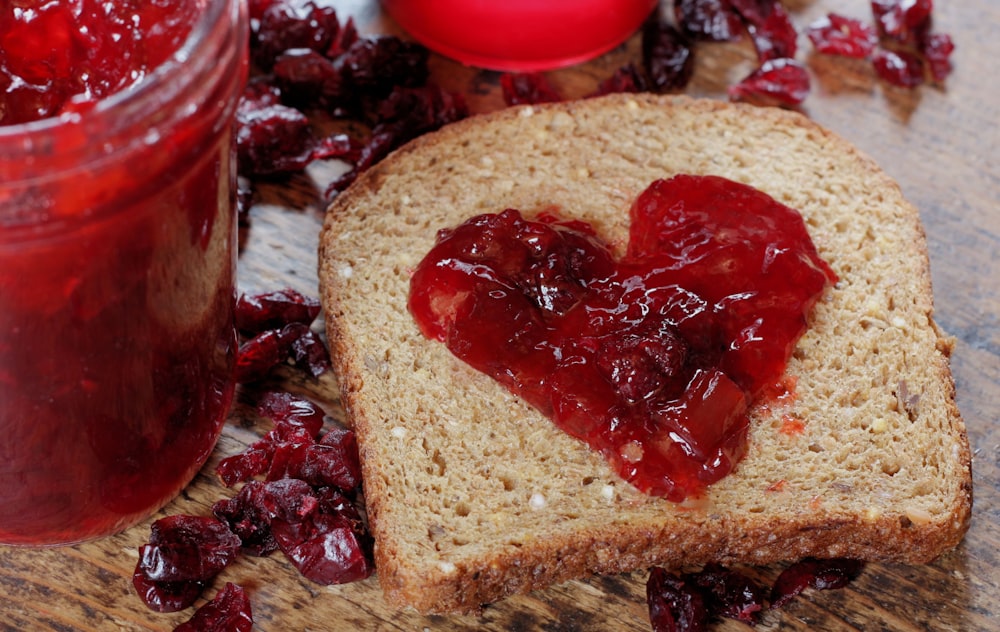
<box><xmin>0</xmin><ymin>0</ymin><xmax>248</xmax><ymax>233</ymax></box>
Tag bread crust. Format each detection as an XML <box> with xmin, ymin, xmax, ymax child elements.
<box><xmin>318</xmin><ymin>94</ymin><xmax>972</xmax><ymax>615</ymax></box>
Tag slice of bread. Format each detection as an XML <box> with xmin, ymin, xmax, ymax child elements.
<box><xmin>317</xmin><ymin>94</ymin><xmax>972</xmax><ymax>615</ymax></box>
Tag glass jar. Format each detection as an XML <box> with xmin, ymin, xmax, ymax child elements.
<box><xmin>0</xmin><ymin>0</ymin><xmax>248</xmax><ymax>545</ymax></box>
<box><xmin>381</xmin><ymin>0</ymin><xmax>658</xmax><ymax>71</ymax></box>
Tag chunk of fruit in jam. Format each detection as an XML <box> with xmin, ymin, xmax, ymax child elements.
<box><xmin>409</xmin><ymin>175</ymin><xmax>836</xmax><ymax>501</ymax></box>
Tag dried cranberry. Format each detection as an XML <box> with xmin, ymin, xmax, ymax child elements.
<box><xmin>771</xmin><ymin>558</ymin><xmax>866</xmax><ymax>608</ymax></box>
<box><xmin>731</xmin><ymin>0</ymin><xmax>798</xmax><ymax>61</ymax></box>
<box><xmin>212</xmin><ymin>478</ymin><xmax>319</xmax><ymax>556</ymax></box>
<box><xmin>267</xmin><ymin>428</ymin><xmax>362</xmax><ymax>491</ymax></box>
<box><xmin>264</xmin><ymin>440</ymin><xmax>308</xmax><ymax>480</ymax></box>
<box><xmin>327</xmin><ymin>85</ymin><xmax>468</xmax><ymax>196</ymax></box>
<box><xmin>807</xmin><ymin>13</ymin><xmax>879</xmax><ymax>59</ymax></box>
<box><xmin>214</xmin><ymin>478</ymin><xmax>373</xmax><ymax>585</ymax></box>
<box><xmin>674</xmin><ymin>0</ymin><xmax>743</xmax><ymax>42</ymax></box>
<box><xmin>236</xmin><ymin>70</ymin><xmax>363</xmax><ymax>177</ymax></box>
<box><xmin>500</xmin><ymin>73</ymin><xmax>563</xmax><ymax>106</ymax></box>
<box><xmin>247</xmin><ymin>0</ymin><xmax>278</xmax><ymax>23</ymax></box>
<box><xmin>289</xmin><ymin>325</ymin><xmax>333</xmax><ymax>376</ymax></box>
<box><xmin>872</xmin><ymin>48</ymin><xmax>925</xmax><ymax>87</ymax></box>
<box><xmin>316</xmin><ymin>428</ymin><xmax>362</xmax><ymax>485</ymax></box>
<box><xmin>132</xmin><ymin>516</ymin><xmax>241</xmax><ymax>613</ymax></box>
<box><xmin>642</xmin><ymin>18</ymin><xmax>696</xmax><ymax>92</ymax></box>
<box><xmin>235</xmin><ymin>322</ymin><xmax>330</xmax><ymax>382</ymax></box>
<box><xmin>590</xmin><ymin>63</ymin><xmax>650</xmax><ymax>96</ymax></box>
<box><xmin>235</xmin><ymin>96</ymin><xmax>316</xmax><ymax>176</ymax></box>
<box><xmin>646</xmin><ymin>568</ymin><xmax>709</xmax><ymax>632</ymax></box>
<box><xmin>217</xmin><ymin>446</ymin><xmax>274</xmax><ymax>487</ymax></box>
<box><xmin>136</xmin><ymin>516</ymin><xmax>241</xmax><ymax>584</ymax></box>
<box><xmin>235</xmin><ymin>327</ymin><xmax>294</xmax><ymax>382</ymax></box>
<box><xmin>132</xmin><ymin>567</ymin><xmax>206</xmax><ymax>613</ymax></box>
<box><xmin>258</xmin><ymin>477</ymin><xmax>320</xmax><ymax>521</ymax></box>
<box><xmin>728</xmin><ymin>58</ymin><xmax>811</xmax><ymax>106</ymax></box>
<box><xmin>689</xmin><ymin>564</ymin><xmax>767</xmax><ymax>624</ymax></box>
<box><xmin>922</xmin><ymin>31</ymin><xmax>955</xmax><ymax>82</ymax></box>
<box><xmin>269</xmin><ymin>487</ymin><xmax>374</xmax><ymax>585</ymax></box>
<box><xmin>272</xmin><ymin>48</ymin><xmax>347</xmax><ymax>107</ymax></box>
<box><xmin>326</xmin><ymin>16</ymin><xmax>360</xmax><ymax>58</ymax></box>
<box><xmin>213</xmin><ymin>397</ymin><xmax>368</xmax><ymax>571</ymax></box>
<box><xmin>213</xmin><ymin>481</ymin><xmax>281</xmax><ymax>556</ymax></box>
<box><xmin>240</xmin><ymin>77</ymin><xmax>284</xmax><ymax>110</ymax></box>
<box><xmin>174</xmin><ymin>583</ymin><xmax>253</xmax><ymax>632</ymax></box>
<box><xmin>336</xmin><ymin>36</ymin><xmax>430</xmax><ymax>98</ymax></box>
<box><xmin>235</xmin><ymin>288</ymin><xmax>321</xmax><ymax>334</ymax></box>
<box><xmin>374</xmin><ymin>84</ymin><xmax>469</xmax><ymax>131</ymax></box>
<box><xmin>257</xmin><ymin>390</ymin><xmax>327</xmax><ymax>435</ymax></box>
<box><xmin>217</xmin><ymin>392</ymin><xmax>328</xmax><ymax>486</ymax></box>
<box><xmin>337</xmin><ymin>130</ymin><xmax>392</xmax><ymax>183</ymax></box>
<box><xmin>312</xmin><ymin>132</ymin><xmax>365</xmax><ymax>164</ymax></box>
<box><xmin>253</xmin><ymin>0</ymin><xmax>342</xmax><ymax>69</ymax></box>
<box><xmin>872</xmin><ymin>0</ymin><xmax>933</xmax><ymax>44</ymax></box>
<box><xmin>275</xmin><ymin>515</ymin><xmax>373</xmax><ymax>585</ymax></box>
<box><xmin>215</xmin><ymin>423</ymin><xmax>316</xmax><ymax>487</ymax></box>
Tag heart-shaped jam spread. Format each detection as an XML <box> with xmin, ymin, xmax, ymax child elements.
<box><xmin>408</xmin><ymin>175</ymin><xmax>837</xmax><ymax>500</ymax></box>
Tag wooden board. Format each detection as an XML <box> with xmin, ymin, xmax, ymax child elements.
<box><xmin>3</xmin><ymin>1</ymin><xmax>999</xmax><ymax>629</ymax></box>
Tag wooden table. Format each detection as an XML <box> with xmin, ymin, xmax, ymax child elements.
<box><xmin>3</xmin><ymin>1</ymin><xmax>998</xmax><ymax>629</ymax></box>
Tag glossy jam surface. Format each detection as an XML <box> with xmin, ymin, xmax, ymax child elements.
<box><xmin>0</xmin><ymin>0</ymin><xmax>245</xmax><ymax>545</ymax></box>
<box><xmin>409</xmin><ymin>175</ymin><xmax>836</xmax><ymax>500</ymax></box>
<box><xmin>381</xmin><ymin>0</ymin><xmax>658</xmax><ymax>71</ymax></box>
<box><xmin>0</xmin><ymin>0</ymin><xmax>198</xmax><ymax>125</ymax></box>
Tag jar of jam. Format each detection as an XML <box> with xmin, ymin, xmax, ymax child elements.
<box><xmin>381</xmin><ymin>0</ymin><xmax>658</xmax><ymax>71</ymax></box>
<box><xmin>0</xmin><ymin>0</ymin><xmax>249</xmax><ymax>545</ymax></box>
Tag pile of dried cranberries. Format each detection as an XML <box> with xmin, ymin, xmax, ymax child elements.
<box><xmin>132</xmin><ymin>288</ymin><xmax>368</xmax><ymax>629</ymax></box>
<box><xmin>501</xmin><ymin>0</ymin><xmax>953</xmax><ymax>108</ymax></box>
<box><xmin>647</xmin><ymin>558</ymin><xmax>866</xmax><ymax>631</ymax></box>
<box><xmin>234</xmin><ymin>0</ymin><xmax>469</xmax><ymax>223</ymax></box>
<box><xmin>233</xmin><ymin>0</ymin><xmax>955</xmax><ymax>222</ymax></box>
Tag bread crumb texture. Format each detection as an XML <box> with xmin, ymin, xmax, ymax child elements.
<box><xmin>318</xmin><ymin>94</ymin><xmax>972</xmax><ymax>614</ymax></box>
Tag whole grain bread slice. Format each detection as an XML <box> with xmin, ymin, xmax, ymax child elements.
<box><xmin>317</xmin><ymin>94</ymin><xmax>972</xmax><ymax>615</ymax></box>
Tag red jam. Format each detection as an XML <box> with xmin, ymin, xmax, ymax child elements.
<box><xmin>0</xmin><ymin>0</ymin><xmax>247</xmax><ymax>545</ymax></box>
<box><xmin>0</xmin><ymin>1</ymin><xmax>198</xmax><ymax>125</ymax></box>
<box><xmin>409</xmin><ymin>175</ymin><xmax>836</xmax><ymax>500</ymax></box>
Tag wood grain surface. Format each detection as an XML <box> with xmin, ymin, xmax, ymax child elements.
<box><xmin>2</xmin><ymin>1</ymin><xmax>998</xmax><ymax>630</ymax></box>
